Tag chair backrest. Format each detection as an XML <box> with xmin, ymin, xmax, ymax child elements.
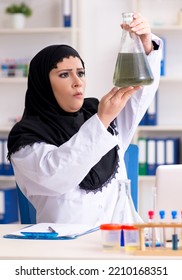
<box><xmin>16</xmin><ymin>184</ymin><xmax>36</xmax><ymax>224</ymax></box>
<box><xmin>17</xmin><ymin>144</ymin><xmax>139</xmax><ymax>223</ymax></box>
<box><xmin>124</xmin><ymin>144</ymin><xmax>139</xmax><ymax>210</ymax></box>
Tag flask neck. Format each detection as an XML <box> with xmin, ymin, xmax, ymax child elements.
<box><xmin>120</xmin><ymin>12</ymin><xmax>143</xmax><ymax>53</ymax></box>
<box><xmin>122</xmin><ymin>12</ymin><xmax>134</xmax><ymax>25</ymax></box>
<box><xmin>119</xmin><ymin>29</ymin><xmax>143</xmax><ymax>54</ymax></box>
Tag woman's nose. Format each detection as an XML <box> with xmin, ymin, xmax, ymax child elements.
<box><xmin>72</xmin><ymin>75</ymin><xmax>82</xmax><ymax>87</ymax></box>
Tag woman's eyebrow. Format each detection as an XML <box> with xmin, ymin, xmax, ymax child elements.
<box><xmin>57</xmin><ymin>67</ymin><xmax>84</xmax><ymax>73</ymax></box>
<box><xmin>58</xmin><ymin>68</ymin><xmax>72</xmax><ymax>72</ymax></box>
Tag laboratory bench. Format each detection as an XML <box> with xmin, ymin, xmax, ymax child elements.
<box><xmin>0</xmin><ymin>224</ymin><xmax>182</xmax><ymax>260</ymax></box>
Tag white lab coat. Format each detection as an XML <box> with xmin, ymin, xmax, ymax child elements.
<box><xmin>11</xmin><ymin>36</ymin><xmax>162</xmax><ymax>226</ymax></box>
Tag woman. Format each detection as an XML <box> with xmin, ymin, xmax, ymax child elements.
<box><xmin>8</xmin><ymin>14</ymin><xmax>162</xmax><ymax>225</ymax></box>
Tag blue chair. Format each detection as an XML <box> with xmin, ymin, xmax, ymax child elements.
<box><xmin>124</xmin><ymin>144</ymin><xmax>139</xmax><ymax>210</ymax></box>
<box><xmin>17</xmin><ymin>144</ymin><xmax>139</xmax><ymax>223</ymax></box>
<box><xmin>16</xmin><ymin>185</ymin><xmax>36</xmax><ymax>224</ymax></box>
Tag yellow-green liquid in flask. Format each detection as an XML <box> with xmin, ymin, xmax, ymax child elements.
<box><xmin>113</xmin><ymin>52</ymin><xmax>154</xmax><ymax>87</ymax></box>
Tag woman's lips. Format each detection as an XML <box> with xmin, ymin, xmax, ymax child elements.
<box><xmin>73</xmin><ymin>92</ymin><xmax>83</xmax><ymax>98</ymax></box>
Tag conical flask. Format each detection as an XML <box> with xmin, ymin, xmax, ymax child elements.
<box><xmin>113</xmin><ymin>12</ymin><xmax>154</xmax><ymax>87</ymax></box>
<box><xmin>111</xmin><ymin>179</ymin><xmax>143</xmax><ymax>224</ymax></box>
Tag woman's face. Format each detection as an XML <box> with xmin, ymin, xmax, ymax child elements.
<box><xmin>49</xmin><ymin>56</ymin><xmax>86</xmax><ymax>112</ymax></box>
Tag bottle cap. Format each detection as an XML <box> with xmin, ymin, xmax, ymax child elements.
<box><xmin>122</xmin><ymin>225</ymin><xmax>138</xmax><ymax>231</ymax></box>
<box><xmin>100</xmin><ymin>224</ymin><xmax>122</xmax><ymax>230</ymax></box>
<box><xmin>159</xmin><ymin>210</ymin><xmax>165</xmax><ymax>219</ymax></box>
<box><xmin>171</xmin><ymin>210</ymin><xmax>177</xmax><ymax>219</ymax></box>
<box><xmin>148</xmin><ymin>210</ymin><xmax>154</xmax><ymax>219</ymax></box>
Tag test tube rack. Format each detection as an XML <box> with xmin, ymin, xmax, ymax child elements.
<box><xmin>134</xmin><ymin>223</ymin><xmax>182</xmax><ymax>256</ymax></box>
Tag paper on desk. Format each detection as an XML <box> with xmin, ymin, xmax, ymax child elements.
<box><xmin>3</xmin><ymin>223</ymin><xmax>99</xmax><ymax>239</ymax></box>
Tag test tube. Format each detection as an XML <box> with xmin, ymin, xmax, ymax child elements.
<box><xmin>171</xmin><ymin>210</ymin><xmax>178</xmax><ymax>250</ymax></box>
<box><xmin>159</xmin><ymin>210</ymin><xmax>166</xmax><ymax>248</ymax></box>
<box><xmin>148</xmin><ymin>210</ymin><xmax>155</xmax><ymax>247</ymax></box>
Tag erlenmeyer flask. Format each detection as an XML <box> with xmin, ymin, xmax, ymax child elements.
<box><xmin>111</xmin><ymin>179</ymin><xmax>143</xmax><ymax>224</ymax></box>
<box><xmin>113</xmin><ymin>12</ymin><xmax>154</xmax><ymax>87</ymax></box>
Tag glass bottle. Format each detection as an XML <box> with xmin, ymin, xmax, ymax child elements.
<box><xmin>111</xmin><ymin>179</ymin><xmax>143</xmax><ymax>224</ymax></box>
<box><xmin>113</xmin><ymin>12</ymin><xmax>154</xmax><ymax>87</ymax></box>
<box><xmin>111</xmin><ymin>179</ymin><xmax>143</xmax><ymax>247</ymax></box>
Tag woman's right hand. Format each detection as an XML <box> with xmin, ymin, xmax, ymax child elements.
<box><xmin>97</xmin><ymin>86</ymin><xmax>142</xmax><ymax>128</ymax></box>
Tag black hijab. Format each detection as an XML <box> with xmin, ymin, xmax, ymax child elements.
<box><xmin>8</xmin><ymin>44</ymin><xmax>119</xmax><ymax>192</ymax></box>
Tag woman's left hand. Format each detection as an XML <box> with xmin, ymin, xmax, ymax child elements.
<box><xmin>121</xmin><ymin>13</ymin><xmax>153</xmax><ymax>55</ymax></box>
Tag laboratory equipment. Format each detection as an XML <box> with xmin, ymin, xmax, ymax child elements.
<box><xmin>171</xmin><ymin>210</ymin><xmax>178</xmax><ymax>250</ymax></box>
<box><xmin>100</xmin><ymin>224</ymin><xmax>122</xmax><ymax>250</ymax></box>
<box><xmin>122</xmin><ymin>225</ymin><xmax>139</xmax><ymax>254</ymax></box>
<box><xmin>111</xmin><ymin>179</ymin><xmax>142</xmax><ymax>224</ymax></box>
<box><xmin>147</xmin><ymin>210</ymin><xmax>155</xmax><ymax>247</ymax></box>
<box><xmin>159</xmin><ymin>210</ymin><xmax>166</xmax><ymax>247</ymax></box>
<box><xmin>113</xmin><ymin>12</ymin><xmax>154</xmax><ymax>87</ymax></box>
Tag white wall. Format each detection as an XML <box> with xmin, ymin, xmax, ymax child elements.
<box><xmin>80</xmin><ymin>0</ymin><xmax>132</xmax><ymax>99</ymax></box>
<box><xmin>81</xmin><ymin>0</ymin><xmax>182</xmax><ymax>99</ymax></box>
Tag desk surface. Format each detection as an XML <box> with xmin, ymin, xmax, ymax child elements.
<box><xmin>0</xmin><ymin>224</ymin><xmax>182</xmax><ymax>260</ymax></box>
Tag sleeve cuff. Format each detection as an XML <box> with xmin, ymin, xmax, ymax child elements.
<box><xmin>152</xmin><ymin>40</ymin><xmax>159</xmax><ymax>50</ymax></box>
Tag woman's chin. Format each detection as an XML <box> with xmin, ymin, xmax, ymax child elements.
<box><xmin>70</xmin><ymin>100</ymin><xmax>84</xmax><ymax>112</ymax></box>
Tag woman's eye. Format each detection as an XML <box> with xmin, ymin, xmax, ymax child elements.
<box><xmin>78</xmin><ymin>71</ymin><xmax>85</xmax><ymax>77</ymax></box>
<box><xmin>59</xmin><ymin>72</ymin><xmax>69</xmax><ymax>78</ymax></box>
